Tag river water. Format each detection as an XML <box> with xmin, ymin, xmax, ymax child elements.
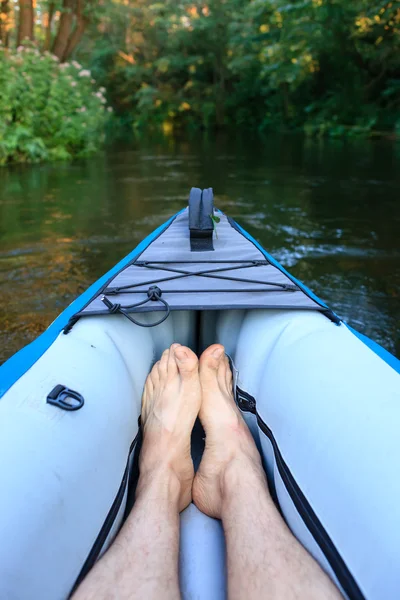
<box><xmin>0</xmin><ymin>133</ymin><xmax>399</xmax><ymax>364</ymax></box>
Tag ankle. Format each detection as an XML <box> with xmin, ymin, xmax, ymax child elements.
<box><xmin>136</xmin><ymin>465</ymin><xmax>182</xmax><ymax>506</ymax></box>
<box><xmin>221</xmin><ymin>457</ymin><xmax>269</xmax><ymax>510</ymax></box>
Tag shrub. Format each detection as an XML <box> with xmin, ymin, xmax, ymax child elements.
<box><xmin>0</xmin><ymin>42</ymin><xmax>111</xmax><ymax>165</ymax></box>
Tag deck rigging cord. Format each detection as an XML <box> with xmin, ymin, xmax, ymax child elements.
<box><xmin>63</xmin><ymin>259</ymin><xmax>300</xmax><ymax>332</ymax></box>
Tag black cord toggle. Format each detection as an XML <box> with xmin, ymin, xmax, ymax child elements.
<box><xmin>147</xmin><ymin>285</ymin><xmax>162</xmax><ymax>300</ymax></box>
<box><xmin>102</xmin><ymin>296</ymin><xmax>121</xmax><ymax>313</ymax></box>
<box><xmin>100</xmin><ymin>286</ymin><xmax>170</xmax><ymax>328</ymax></box>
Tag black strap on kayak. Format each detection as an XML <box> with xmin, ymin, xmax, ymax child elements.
<box><xmin>189</xmin><ymin>187</ymin><xmax>214</xmax><ymax>252</ymax></box>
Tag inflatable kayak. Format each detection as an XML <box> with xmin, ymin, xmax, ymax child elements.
<box><xmin>0</xmin><ymin>188</ymin><xmax>399</xmax><ymax>600</ymax></box>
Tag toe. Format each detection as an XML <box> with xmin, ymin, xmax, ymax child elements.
<box><xmin>141</xmin><ymin>372</ymin><xmax>153</xmax><ymax>418</ymax></box>
<box><xmin>167</xmin><ymin>343</ymin><xmax>181</xmax><ymax>376</ymax></box>
<box><xmin>218</xmin><ymin>355</ymin><xmax>233</xmax><ymax>393</ymax></box>
<box><xmin>225</xmin><ymin>360</ymin><xmax>233</xmax><ymax>390</ymax></box>
<box><xmin>200</xmin><ymin>344</ymin><xmax>225</xmax><ymax>373</ymax></box>
<box><xmin>175</xmin><ymin>345</ymin><xmax>198</xmax><ymax>377</ymax></box>
<box><xmin>145</xmin><ymin>374</ymin><xmax>154</xmax><ymax>397</ymax></box>
<box><xmin>150</xmin><ymin>360</ymin><xmax>160</xmax><ymax>387</ymax></box>
<box><xmin>158</xmin><ymin>348</ymin><xmax>170</xmax><ymax>379</ymax></box>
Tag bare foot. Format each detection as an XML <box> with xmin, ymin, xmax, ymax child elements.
<box><xmin>193</xmin><ymin>344</ymin><xmax>266</xmax><ymax>519</ymax></box>
<box><xmin>139</xmin><ymin>343</ymin><xmax>201</xmax><ymax>512</ymax></box>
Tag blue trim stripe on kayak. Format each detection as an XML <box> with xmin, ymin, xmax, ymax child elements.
<box><xmin>0</xmin><ymin>212</ymin><xmax>181</xmax><ymax>399</ymax></box>
<box><xmin>346</xmin><ymin>325</ymin><xmax>400</xmax><ymax>374</ymax></box>
<box><xmin>231</xmin><ymin>219</ymin><xmax>329</xmax><ymax>309</ymax></box>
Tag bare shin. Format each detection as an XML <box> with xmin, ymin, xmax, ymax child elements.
<box><xmin>72</xmin><ymin>469</ymin><xmax>181</xmax><ymax>600</ymax></box>
<box><xmin>221</xmin><ymin>465</ymin><xmax>342</xmax><ymax>600</ymax></box>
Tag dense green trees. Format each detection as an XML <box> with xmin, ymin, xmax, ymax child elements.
<box><xmin>1</xmin><ymin>0</ymin><xmax>399</xmax><ymax>164</ymax></box>
<box><xmin>80</xmin><ymin>0</ymin><xmax>400</xmax><ymax>136</ymax></box>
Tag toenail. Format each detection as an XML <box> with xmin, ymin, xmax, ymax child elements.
<box><xmin>213</xmin><ymin>347</ymin><xmax>224</xmax><ymax>358</ymax></box>
<box><xmin>175</xmin><ymin>348</ymin><xmax>188</xmax><ymax>361</ymax></box>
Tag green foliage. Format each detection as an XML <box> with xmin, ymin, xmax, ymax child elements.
<box><xmin>78</xmin><ymin>0</ymin><xmax>400</xmax><ymax>137</ymax></box>
<box><xmin>0</xmin><ymin>42</ymin><xmax>110</xmax><ymax>165</ymax></box>
<box><xmin>245</xmin><ymin>0</ymin><xmax>400</xmax><ymax>135</ymax></box>
<box><xmin>79</xmin><ymin>0</ymin><xmax>262</xmax><ymax>131</ymax></box>
<box><xmin>2</xmin><ymin>0</ymin><xmax>398</xmax><ymax>152</ymax></box>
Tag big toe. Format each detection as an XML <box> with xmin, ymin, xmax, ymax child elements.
<box><xmin>174</xmin><ymin>345</ymin><xmax>198</xmax><ymax>377</ymax></box>
<box><xmin>200</xmin><ymin>344</ymin><xmax>225</xmax><ymax>374</ymax></box>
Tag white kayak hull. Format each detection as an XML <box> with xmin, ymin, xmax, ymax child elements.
<box><xmin>1</xmin><ymin>196</ymin><xmax>399</xmax><ymax>600</ymax></box>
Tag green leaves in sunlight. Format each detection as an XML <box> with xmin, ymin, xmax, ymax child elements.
<box><xmin>77</xmin><ymin>0</ymin><xmax>399</xmax><ymax>138</ymax></box>
<box><xmin>0</xmin><ymin>43</ymin><xmax>111</xmax><ymax>165</ymax></box>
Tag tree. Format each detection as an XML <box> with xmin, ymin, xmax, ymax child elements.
<box><xmin>43</xmin><ymin>2</ymin><xmax>55</xmax><ymax>51</ymax></box>
<box><xmin>51</xmin><ymin>0</ymin><xmax>93</xmax><ymax>61</ymax></box>
<box><xmin>1</xmin><ymin>0</ymin><xmax>94</xmax><ymax>61</ymax></box>
<box><xmin>63</xmin><ymin>0</ymin><xmax>90</xmax><ymax>60</ymax></box>
<box><xmin>2</xmin><ymin>0</ymin><xmax>400</xmax><ymax>136</ymax></box>
<box><xmin>0</xmin><ymin>0</ymin><xmax>12</xmax><ymax>47</ymax></box>
<box><xmin>17</xmin><ymin>0</ymin><xmax>34</xmax><ymax>44</ymax></box>
<box><xmin>52</xmin><ymin>0</ymin><xmax>75</xmax><ymax>59</ymax></box>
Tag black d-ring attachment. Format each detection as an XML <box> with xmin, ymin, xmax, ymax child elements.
<box><xmin>47</xmin><ymin>385</ymin><xmax>84</xmax><ymax>411</ymax></box>
<box><xmin>101</xmin><ymin>286</ymin><xmax>170</xmax><ymax>328</ymax></box>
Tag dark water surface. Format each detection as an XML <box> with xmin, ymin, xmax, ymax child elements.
<box><xmin>1</xmin><ymin>134</ymin><xmax>399</xmax><ymax>363</ymax></box>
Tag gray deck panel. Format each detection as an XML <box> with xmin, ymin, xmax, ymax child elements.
<box><xmin>80</xmin><ymin>209</ymin><xmax>322</xmax><ymax>315</ymax></box>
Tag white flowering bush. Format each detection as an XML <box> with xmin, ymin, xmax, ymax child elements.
<box><xmin>0</xmin><ymin>42</ymin><xmax>112</xmax><ymax>164</ymax></box>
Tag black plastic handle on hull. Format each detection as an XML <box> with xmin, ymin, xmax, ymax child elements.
<box><xmin>188</xmin><ymin>187</ymin><xmax>214</xmax><ymax>251</ymax></box>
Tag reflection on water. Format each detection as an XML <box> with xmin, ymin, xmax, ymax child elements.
<box><xmin>0</xmin><ymin>133</ymin><xmax>399</xmax><ymax>363</ymax></box>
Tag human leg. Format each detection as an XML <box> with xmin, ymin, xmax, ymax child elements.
<box><xmin>193</xmin><ymin>344</ymin><xmax>342</xmax><ymax>600</ymax></box>
<box><xmin>72</xmin><ymin>343</ymin><xmax>201</xmax><ymax>600</ymax></box>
